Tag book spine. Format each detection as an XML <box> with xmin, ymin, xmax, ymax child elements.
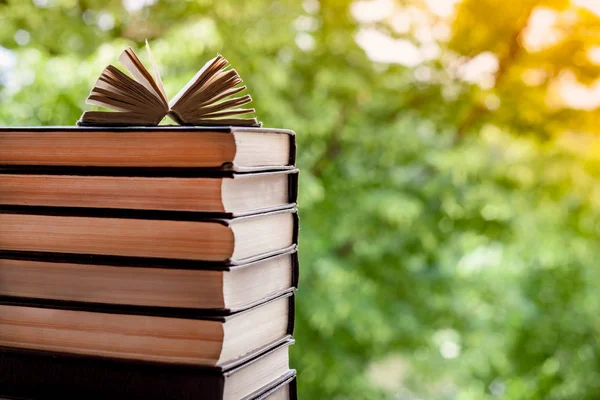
<box><xmin>166</xmin><ymin>110</ymin><xmax>185</xmax><ymax>125</ymax></box>
<box><xmin>291</xmin><ymin>251</ymin><xmax>300</xmax><ymax>289</ymax></box>
<box><xmin>288</xmin><ymin>133</ymin><xmax>297</xmax><ymax>167</ymax></box>
<box><xmin>289</xmin><ymin>376</ymin><xmax>298</xmax><ymax>400</ymax></box>
<box><xmin>0</xmin><ymin>348</ymin><xmax>225</xmax><ymax>400</ymax></box>
<box><xmin>287</xmin><ymin>292</ymin><xmax>296</xmax><ymax>336</ymax></box>
<box><xmin>288</xmin><ymin>171</ymin><xmax>299</xmax><ymax>207</ymax></box>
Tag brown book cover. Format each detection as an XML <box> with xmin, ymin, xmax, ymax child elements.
<box><xmin>0</xmin><ymin>126</ymin><xmax>296</xmax><ymax>172</ymax></box>
<box><xmin>0</xmin><ymin>207</ymin><xmax>299</xmax><ymax>265</ymax></box>
<box><xmin>0</xmin><ymin>168</ymin><xmax>299</xmax><ymax>217</ymax></box>
<box><xmin>0</xmin><ymin>248</ymin><xmax>299</xmax><ymax>313</ymax></box>
<box><xmin>0</xmin><ymin>339</ymin><xmax>295</xmax><ymax>400</ymax></box>
<box><xmin>0</xmin><ymin>293</ymin><xmax>295</xmax><ymax>367</ymax></box>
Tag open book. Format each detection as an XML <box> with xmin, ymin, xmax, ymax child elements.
<box><xmin>78</xmin><ymin>41</ymin><xmax>258</xmax><ymax>127</ymax></box>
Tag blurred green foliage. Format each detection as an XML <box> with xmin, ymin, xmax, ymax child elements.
<box><xmin>2</xmin><ymin>0</ymin><xmax>600</xmax><ymax>398</ymax></box>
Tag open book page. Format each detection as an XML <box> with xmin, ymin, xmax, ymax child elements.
<box><xmin>168</xmin><ymin>55</ymin><xmax>223</xmax><ymax>108</ymax></box>
<box><xmin>86</xmin><ymin>67</ymin><xmax>159</xmax><ymax>114</ymax></box>
<box><xmin>169</xmin><ymin>55</ymin><xmax>257</xmax><ymax>126</ymax></box>
<box><xmin>79</xmin><ymin>61</ymin><xmax>167</xmax><ymax>126</ymax></box>
<box><xmin>144</xmin><ymin>40</ymin><xmax>168</xmax><ymax>105</ymax></box>
<box><xmin>118</xmin><ymin>47</ymin><xmax>168</xmax><ymax>109</ymax></box>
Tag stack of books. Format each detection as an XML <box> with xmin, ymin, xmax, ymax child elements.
<box><xmin>0</xmin><ymin>126</ymin><xmax>298</xmax><ymax>399</ymax></box>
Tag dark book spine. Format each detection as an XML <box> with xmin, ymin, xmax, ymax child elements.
<box><xmin>166</xmin><ymin>110</ymin><xmax>185</xmax><ymax>125</ymax></box>
<box><xmin>289</xmin><ymin>376</ymin><xmax>298</xmax><ymax>400</ymax></box>
<box><xmin>288</xmin><ymin>171</ymin><xmax>299</xmax><ymax>208</ymax></box>
<box><xmin>0</xmin><ymin>348</ymin><xmax>225</xmax><ymax>400</ymax></box>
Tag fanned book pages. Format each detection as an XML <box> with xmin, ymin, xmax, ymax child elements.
<box><xmin>78</xmin><ymin>41</ymin><xmax>258</xmax><ymax>127</ymax></box>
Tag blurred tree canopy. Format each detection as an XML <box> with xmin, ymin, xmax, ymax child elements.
<box><xmin>2</xmin><ymin>0</ymin><xmax>600</xmax><ymax>398</ymax></box>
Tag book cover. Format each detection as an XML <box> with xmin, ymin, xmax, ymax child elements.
<box><xmin>0</xmin><ymin>207</ymin><xmax>299</xmax><ymax>265</ymax></box>
<box><xmin>0</xmin><ymin>126</ymin><xmax>296</xmax><ymax>172</ymax></box>
<box><xmin>0</xmin><ymin>168</ymin><xmax>299</xmax><ymax>217</ymax></box>
<box><xmin>0</xmin><ymin>248</ymin><xmax>299</xmax><ymax>313</ymax></box>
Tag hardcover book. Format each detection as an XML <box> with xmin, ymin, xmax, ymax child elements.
<box><xmin>0</xmin><ymin>292</ymin><xmax>294</xmax><ymax>367</ymax></box>
<box><xmin>0</xmin><ymin>169</ymin><xmax>298</xmax><ymax>216</ymax></box>
<box><xmin>0</xmin><ymin>207</ymin><xmax>298</xmax><ymax>264</ymax></box>
<box><xmin>0</xmin><ymin>249</ymin><xmax>298</xmax><ymax>311</ymax></box>
<box><xmin>0</xmin><ymin>339</ymin><xmax>295</xmax><ymax>400</ymax></box>
<box><xmin>0</xmin><ymin>126</ymin><xmax>295</xmax><ymax>172</ymax></box>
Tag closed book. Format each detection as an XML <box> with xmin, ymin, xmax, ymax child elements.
<box><xmin>0</xmin><ymin>169</ymin><xmax>298</xmax><ymax>216</ymax></box>
<box><xmin>0</xmin><ymin>126</ymin><xmax>295</xmax><ymax>172</ymax></box>
<box><xmin>0</xmin><ymin>292</ymin><xmax>294</xmax><ymax>367</ymax></box>
<box><xmin>0</xmin><ymin>207</ymin><xmax>298</xmax><ymax>264</ymax></box>
<box><xmin>0</xmin><ymin>338</ymin><xmax>295</xmax><ymax>400</ymax></box>
<box><xmin>0</xmin><ymin>249</ymin><xmax>298</xmax><ymax>311</ymax></box>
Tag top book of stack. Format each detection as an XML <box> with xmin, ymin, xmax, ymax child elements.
<box><xmin>0</xmin><ymin>126</ymin><xmax>295</xmax><ymax>172</ymax></box>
